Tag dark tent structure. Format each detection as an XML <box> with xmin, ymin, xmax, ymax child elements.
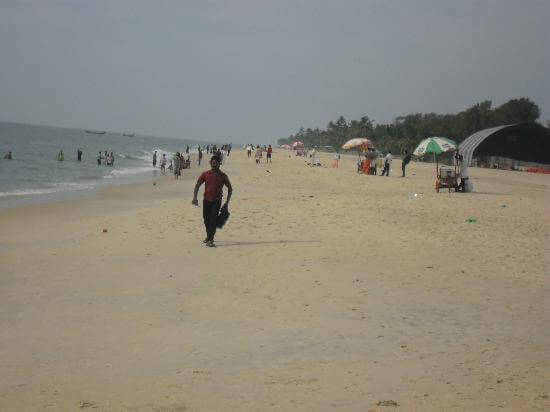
<box><xmin>459</xmin><ymin>122</ymin><xmax>550</xmax><ymax>167</ymax></box>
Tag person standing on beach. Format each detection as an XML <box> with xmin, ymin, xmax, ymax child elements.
<box><xmin>382</xmin><ymin>151</ymin><xmax>392</xmax><ymax>176</ymax></box>
<box><xmin>192</xmin><ymin>155</ymin><xmax>233</xmax><ymax>247</ymax></box>
<box><xmin>160</xmin><ymin>154</ymin><xmax>167</xmax><ymax>174</ymax></box>
<box><xmin>401</xmin><ymin>150</ymin><xmax>412</xmax><ymax>177</ymax></box>
<box><xmin>216</xmin><ymin>148</ymin><xmax>223</xmax><ymax>165</ymax></box>
<box><xmin>266</xmin><ymin>145</ymin><xmax>273</xmax><ymax>163</ymax></box>
<box><xmin>455</xmin><ymin>151</ymin><xmax>471</xmax><ymax>192</ymax></box>
<box><xmin>173</xmin><ymin>152</ymin><xmax>181</xmax><ymax>179</ymax></box>
<box><xmin>57</xmin><ymin>150</ymin><xmax>64</xmax><ymax>161</ymax></box>
<box><xmin>332</xmin><ymin>151</ymin><xmax>340</xmax><ymax>168</ymax></box>
<box><xmin>254</xmin><ymin>145</ymin><xmax>262</xmax><ymax>164</ymax></box>
<box><xmin>4</xmin><ymin>151</ymin><xmax>12</xmax><ymax>159</ymax></box>
<box><xmin>77</xmin><ymin>149</ymin><xmax>83</xmax><ymax>161</ymax></box>
<box><xmin>153</xmin><ymin>151</ymin><xmax>157</xmax><ymax>168</ymax></box>
<box><xmin>198</xmin><ymin>147</ymin><xmax>203</xmax><ymax>166</ymax></box>
<box><xmin>247</xmin><ymin>144</ymin><xmax>252</xmax><ymax>158</ymax></box>
<box><xmin>97</xmin><ymin>151</ymin><xmax>102</xmax><ymax>165</ymax></box>
<box><xmin>184</xmin><ymin>151</ymin><xmax>191</xmax><ymax>169</ymax></box>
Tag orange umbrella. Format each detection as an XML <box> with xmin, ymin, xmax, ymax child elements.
<box><xmin>342</xmin><ymin>138</ymin><xmax>374</xmax><ymax>150</ymax></box>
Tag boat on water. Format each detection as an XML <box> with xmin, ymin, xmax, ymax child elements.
<box><xmin>123</xmin><ymin>133</ymin><xmax>135</xmax><ymax>137</ymax></box>
<box><xmin>85</xmin><ymin>130</ymin><xmax>106</xmax><ymax>135</ymax></box>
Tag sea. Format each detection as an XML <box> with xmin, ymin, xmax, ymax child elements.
<box><xmin>0</xmin><ymin>122</ymin><xmax>214</xmax><ymax>209</ymax></box>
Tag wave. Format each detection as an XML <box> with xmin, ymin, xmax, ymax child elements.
<box><xmin>0</xmin><ymin>182</ymin><xmax>96</xmax><ymax>197</ymax></box>
<box><xmin>103</xmin><ymin>166</ymin><xmax>154</xmax><ymax>179</ymax></box>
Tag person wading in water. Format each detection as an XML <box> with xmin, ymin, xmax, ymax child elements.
<box><xmin>192</xmin><ymin>155</ymin><xmax>232</xmax><ymax>247</ymax></box>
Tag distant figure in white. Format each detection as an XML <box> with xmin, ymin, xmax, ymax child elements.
<box><xmin>310</xmin><ymin>148</ymin><xmax>316</xmax><ymax>166</ymax></box>
<box><xmin>382</xmin><ymin>151</ymin><xmax>392</xmax><ymax>176</ymax></box>
<box><xmin>455</xmin><ymin>151</ymin><xmax>472</xmax><ymax>192</ymax></box>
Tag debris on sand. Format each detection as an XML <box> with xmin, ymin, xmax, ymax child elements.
<box><xmin>377</xmin><ymin>399</ymin><xmax>399</xmax><ymax>407</ymax></box>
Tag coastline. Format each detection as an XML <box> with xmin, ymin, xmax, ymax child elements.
<box><xmin>1</xmin><ymin>150</ymin><xmax>548</xmax><ymax>411</ymax></box>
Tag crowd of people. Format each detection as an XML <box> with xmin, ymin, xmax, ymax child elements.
<box><xmin>151</xmin><ymin>144</ymin><xmax>234</xmax><ymax>179</ymax></box>
<box><xmin>96</xmin><ymin>150</ymin><xmax>115</xmax><ymax>166</ymax></box>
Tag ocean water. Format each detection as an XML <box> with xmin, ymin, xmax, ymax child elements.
<box><xmin>0</xmin><ymin>122</ymin><xmax>211</xmax><ymax>208</ymax></box>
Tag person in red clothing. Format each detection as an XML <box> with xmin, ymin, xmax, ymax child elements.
<box><xmin>192</xmin><ymin>155</ymin><xmax>233</xmax><ymax>247</ymax></box>
<box><xmin>266</xmin><ymin>145</ymin><xmax>273</xmax><ymax>163</ymax></box>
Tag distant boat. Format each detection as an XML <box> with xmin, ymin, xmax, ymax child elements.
<box><xmin>123</xmin><ymin>133</ymin><xmax>135</xmax><ymax>137</ymax></box>
<box><xmin>85</xmin><ymin>130</ymin><xmax>106</xmax><ymax>135</ymax></box>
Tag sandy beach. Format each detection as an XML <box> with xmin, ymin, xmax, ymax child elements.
<box><xmin>0</xmin><ymin>150</ymin><xmax>548</xmax><ymax>411</ymax></box>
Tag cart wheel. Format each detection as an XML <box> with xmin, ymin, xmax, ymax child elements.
<box><xmin>435</xmin><ymin>181</ymin><xmax>440</xmax><ymax>192</ymax></box>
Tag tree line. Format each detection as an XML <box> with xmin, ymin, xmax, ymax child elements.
<box><xmin>276</xmin><ymin>98</ymin><xmax>542</xmax><ymax>154</ymax></box>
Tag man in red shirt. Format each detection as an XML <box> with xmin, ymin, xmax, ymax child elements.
<box><xmin>192</xmin><ymin>155</ymin><xmax>232</xmax><ymax>247</ymax></box>
<box><xmin>266</xmin><ymin>145</ymin><xmax>273</xmax><ymax>163</ymax></box>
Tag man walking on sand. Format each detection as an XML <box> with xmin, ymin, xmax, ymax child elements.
<box><xmin>401</xmin><ymin>150</ymin><xmax>412</xmax><ymax>177</ymax></box>
<box><xmin>192</xmin><ymin>155</ymin><xmax>233</xmax><ymax>247</ymax></box>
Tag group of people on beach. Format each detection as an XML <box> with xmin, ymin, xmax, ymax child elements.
<box><xmin>152</xmin><ymin>144</ymin><xmax>232</xmax><ymax>181</ymax></box>
<box><xmin>96</xmin><ymin>150</ymin><xmax>115</xmax><ymax>166</ymax></box>
<box><xmin>170</xmin><ymin>151</ymin><xmax>191</xmax><ymax>179</ymax></box>
<box><xmin>355</xmin><ymin>149</ymin><xmax>412</xmax><ymax>177</ymax></box>
<box><xmin>5</xmin><ymin>148</ymin><xmax>116</xmax><ymax>165</ymax></box>
<box><xmin>245</xmin><ymin>144</ymin><xmax>273</xmax><ymax>164</ymax></box>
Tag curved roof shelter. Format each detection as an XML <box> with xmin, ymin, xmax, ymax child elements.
<box><xmin>459</xmin><ymin>122</ymin><xmax>550</xmax><ymax>166</ymax></box>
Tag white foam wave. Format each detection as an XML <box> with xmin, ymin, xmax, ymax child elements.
<box><xmin>103</xmin><ymin>166</ymin><xmax>154</xmax><ymax>179</ymax></box>
<box><xmin>0</xmin><ymin>182</ymin><xmax>96</xmax><ymax>197</ymax></box>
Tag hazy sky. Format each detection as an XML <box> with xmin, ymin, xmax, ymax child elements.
<box><xmin>0</xmin><ymin>0</ymin><xmax>548</xmax><ymax>143</ymax></box>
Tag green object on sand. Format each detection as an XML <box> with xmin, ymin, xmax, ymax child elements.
<box><xmin>466</xmin><ymin>217</ymin><xmax>477</xmax><ymax>223</ymax></box>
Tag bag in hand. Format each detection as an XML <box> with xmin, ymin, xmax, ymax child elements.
<box><xmin>216</xmin><ymin>204</ymin><xmax>230</xmax><ymax>228</ymax></box>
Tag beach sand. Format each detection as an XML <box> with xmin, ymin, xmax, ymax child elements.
<box><xmin>1</xmin><ymin>150</ymin><xmax>548</xmax><ymax>411</ymax></box>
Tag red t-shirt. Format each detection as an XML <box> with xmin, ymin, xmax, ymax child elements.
<box><xmin>198</xmin><ymin>169</ymin><xmax>229</xmax><ymax>201</ymax></box>
<box><xmin>267</xmin><ymin>147</ymin><xmax>272</xmax><ymax>155</ymax></box>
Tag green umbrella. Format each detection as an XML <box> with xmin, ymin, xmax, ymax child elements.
<box><xmin>413</xmin><ymin>137</ymin><xmax>457</xmax><ymax>157</ymax></box>
<box><xmin>413</xmin><ymin>137</ymin><xmax>458</xmax><ymax>175</ymax></box>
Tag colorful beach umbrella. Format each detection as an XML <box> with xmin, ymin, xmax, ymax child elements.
<box><xmin>291</xmin><ymin>141</ymin><xmax>304</xmax><ymax>147</ymax></box>
<box><xmin>280</xmin><ymin>144</ymin><xmax>291</xmax><ymax>149</ymax></box>
<box><xmin>413</xmin><ymin>137</ymin><xmax>457</xmax><ymax>157</ymax></box>
<box><xmin>342</xmin><ymin>138</ymin><xmax>374</xmax><ymax>150</ymax></box>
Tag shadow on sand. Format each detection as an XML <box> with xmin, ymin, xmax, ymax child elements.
<box><xmin>214</xmin><ymin>240</ymin><xmax>322</xmax><ymax>247</ymax></box>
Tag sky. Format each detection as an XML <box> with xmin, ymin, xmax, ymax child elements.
<box><xmin>0</xmin><ymin>0</ymin><xmax>548</xmax><ymax>144</ymax></box>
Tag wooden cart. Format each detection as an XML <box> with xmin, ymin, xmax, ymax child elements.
<box><xmin>436</xmin><ymin>165</ymin><xmax>459</xmax><ymax>192</ymax></box>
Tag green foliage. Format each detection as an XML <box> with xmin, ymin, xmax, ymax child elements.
<box><xmin>277</xmin><ymin>98</ymin><xmax>541</xmax><ymax>153</ymax></box>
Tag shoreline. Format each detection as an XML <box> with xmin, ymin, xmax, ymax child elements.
<box><xmin>1</xmin><ymin>150</ymin><xmax>548</xmax><ymax>411</ymax></box>
<box><xmin>0</xmin><ymin>162</ymin><xmax>203</xmax><ymax>210</ymax></box>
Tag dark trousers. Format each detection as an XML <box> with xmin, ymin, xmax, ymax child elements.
<box><xmin>382</xmin><ymin>162</ymin><xmax>390</xmax><ymax>176</ymax></box>
<box><xmin>203</xmin><ymin>199</ymin><xmax>222</xmax><ymax>241</ymax></box>
<box><xmin>402</xmin><ymin>162</ymin><xmax>406</xmax><ymax>177</ymax></box>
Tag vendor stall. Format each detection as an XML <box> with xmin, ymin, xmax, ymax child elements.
<box><xmin>413</xmin><ymin>137</ymin><xmax>458</xmax><ymax>192</ymax></box>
